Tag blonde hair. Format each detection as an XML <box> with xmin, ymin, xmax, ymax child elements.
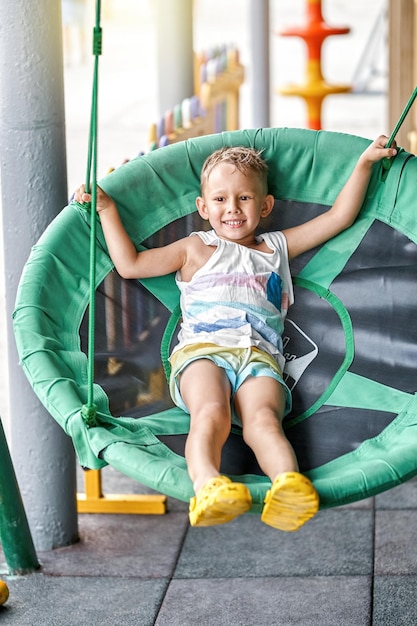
<box><xmin>200</xmin><ymin>146</ymin><xmax>268</xmax><ymax>193</ymax></box>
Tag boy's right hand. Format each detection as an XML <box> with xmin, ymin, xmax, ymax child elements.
<box><xmin>73</xmin><ymin>184</ymin><xmax>115</xmax><ymax>214</ymax></box>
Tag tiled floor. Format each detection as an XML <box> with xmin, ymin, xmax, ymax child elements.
<box><xmin>1</xmin><ymin>469</ymin><xmax>417</xmax><ymax>625</ymax></box>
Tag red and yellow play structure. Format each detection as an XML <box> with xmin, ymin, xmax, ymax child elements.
<box><xmin>277</xmin><ymin>0</ymin><xmax>351</xmax><ymax>130</ymax></box>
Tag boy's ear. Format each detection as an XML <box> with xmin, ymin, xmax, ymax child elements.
<box><xmin>196</xmin><ymin>196</ymin><xmax>209</xmax><ymax>220</ymax></box>
<box><xmin>260</xmin><ymin>194</ymin><xmax>275</xmax><ymax>218</ymax></box>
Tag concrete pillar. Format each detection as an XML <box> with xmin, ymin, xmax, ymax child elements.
<box><xmin>0</xmin><ymin>0</ymin><xmax>78</xmax><ymax>550</ymax></box>
<box><xmin>249</xmin><ymin>0</ymin><xmax>270</xmax><ymax>127</ymax></box>
<box><xmin>153</xmin><ymin>0</ymin><xmax>194</xmax><ymax>117</ymax></box>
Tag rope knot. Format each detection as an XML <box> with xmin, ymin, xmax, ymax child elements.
<box><xmin>81</xmin><ymin>404</ymin><xmax>98</xmax><ymax>428</ymax></box>
<box><xmin>72</xmin><ymin>199</ymin><xmax>92</xmax><ymax>213</ymax></box>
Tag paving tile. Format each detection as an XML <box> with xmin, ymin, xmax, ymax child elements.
<box><xmin>0</xmin><ymin>574</ymin><xmax>167</xmax><ymax>626</ymax></box>
<box><xmin>375</xmin><ymin>510</ymin><xmax>417</xmax><ymax>575</ymax></box>
<box><xmin>375</xmin><ymin>476</ymin><xmax>417</xmax><ymax>510</ymax></box>
<box><xmin>373</xmin><ymin>576</ymin><xmax>417</xmax><ymax>626</ymax></box>
<box><xmin>36</xmin><ymin>512</ymin><xmax>189</xmax><ymax>578</ymax></box>
<box><xmin>155</xmin><ymin>576</ymin><xmax>372</xmax><ymax>626</ymax></box>
<box><xmin>175</xmin><ymin>509</ymin><xmax>374</xmax><ymax>578</ymax></box>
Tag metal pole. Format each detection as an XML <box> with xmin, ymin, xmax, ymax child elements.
<box><xmin>153</xmin><ymin>0</ymin><xmax>194</xmax><ymax>117</ymax></box>
<box><xmin>0</xmin><ymin>418</ymin><xmax>39</xmax><ymax>574</ymax></box>
<box><xmin>0</xmin><ymin>0</ymin><xmax>79</xmax><ymax>550</ymax></box>
<box><xmin>249</xmin><ymin>0</ymin><xmax>270</xmax><ymax>127</ymax></box>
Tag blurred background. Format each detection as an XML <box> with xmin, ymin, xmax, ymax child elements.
<box><xmin>62</xmin><ymin>0</ymin><xmax>389</xmax><ymax>192</ymax></box>
<box><xmin>2</xmin><ymin>0</ymin><xmax>416</xmax><ymax>439</ymax></box>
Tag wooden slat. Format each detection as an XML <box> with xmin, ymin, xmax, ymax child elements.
<box><xmin>388</xmin><ymin>0</ymin><xmax>416</xmax><ymax>151</ymax></box>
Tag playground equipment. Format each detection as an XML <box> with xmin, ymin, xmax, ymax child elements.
<box><xmin>148</xmin><ymin>45</ymin><xmax>244</xmax><ymax>149</ymax></box>
<box><xmin>13</xmin><ymin>103</ymin><xmax>417</xmax><ymax>515</ymax></box>
<box><xmin>12</xmin><ymin>2</ymin><xmax>417</xmax><ymax>522</ymax></box>
<box><xmin>277</xmin><ymin>0</ymin><xmax>351</xmax><ymax>129</ymax></box>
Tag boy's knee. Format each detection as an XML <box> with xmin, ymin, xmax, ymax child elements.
<box><xmin>242</xmin><ymin>409</ymin><xmax>283</xmax><ymax>440</ymax></box>
<box><xmin>191</xmin><ymin>401</ymin><xmax>231</xmax><ymax>429</ymax></box>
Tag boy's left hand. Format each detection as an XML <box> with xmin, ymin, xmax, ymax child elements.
<box><xmin>361</xmin><ymin>134</ymin><xmax>397</xmax><ymax>166</ymax></box>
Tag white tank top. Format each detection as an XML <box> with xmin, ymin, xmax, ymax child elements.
<box><xmin>172</xmin><ymin>229</ymin><xmax>294</xmax><ymax>371</ymax></box>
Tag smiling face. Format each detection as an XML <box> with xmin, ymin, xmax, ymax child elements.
<box><xmin>196</xmin><ymin>161</ymin><xmax>274</xmax><ymax>247</ymax></box>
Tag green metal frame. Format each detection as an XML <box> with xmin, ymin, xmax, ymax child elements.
<box><xmin>0</xmin><ymin>418</ymin><xmax>39</xmax><ymax>574</ymax></box>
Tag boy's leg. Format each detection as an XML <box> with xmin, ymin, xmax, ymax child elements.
<box><xmin>179</xmin><ymin>358</ymin><xmax>232</xmax><ymax>492</ymax></box>
<box><xmin>179</xmin><ymin>359</ymin><xmax>251</xmax><ymax>526</ymax></box>
<box><xmin>235</xmin><ymin>376</ymin><xmax>319</xmax><ymax>531</ymax></box>
<box><xmin>234</xmin><ymin>375</ymin><xmax>297</xmax><ymax>478</ymax></box>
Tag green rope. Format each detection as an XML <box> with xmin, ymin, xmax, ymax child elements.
<box><xmin>80</xmin><ymin>0</ymin><xmax>102</xmax><ymax>428</ymax></box>
<box><xmin>381</xmin><ymin>86</ymin><xmax>417</xmax><ymax>180</ymax></box>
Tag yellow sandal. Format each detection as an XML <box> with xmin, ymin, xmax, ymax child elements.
<box><xmin>189</xmin><ymin>475</ymin><xmax>252</xmax><ymax>527</ymax></box>
<box><xmin>261</xmin><ymin>472</ymin><xmax>319</xmax><ymax>532</ymax></box>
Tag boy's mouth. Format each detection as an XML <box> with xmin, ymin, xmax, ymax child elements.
<box><xmin>223</xmin><ymin>220</ymin><xmax>244</xmax><ymax>227</ymax></box>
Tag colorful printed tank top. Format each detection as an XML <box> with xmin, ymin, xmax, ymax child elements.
<box><xmin>173</xmin><ymin>229</ymin><xmax>294</xmax><ymax>371</ymax></box>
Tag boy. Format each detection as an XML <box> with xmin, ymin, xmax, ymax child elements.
<box><xmin>74</xmin><ymin>134</ymin><xmax>396</xmax><ymax>531</ymax></box>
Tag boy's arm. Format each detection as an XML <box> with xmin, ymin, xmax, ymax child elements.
<box><xmin>74</xmin><ymin>185</ymin><xmax>187</xmax><ymax>279</ymax></box>
<box><xmin>283</xmin><ymin>135</ymin><xmax>397</xmax><ymax>260</ymax></box>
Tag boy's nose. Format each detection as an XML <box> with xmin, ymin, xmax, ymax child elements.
<box><xmin>227</xmin><ymin>200</ymin><xmax>241</xmax><ymax>213</ymax></box>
